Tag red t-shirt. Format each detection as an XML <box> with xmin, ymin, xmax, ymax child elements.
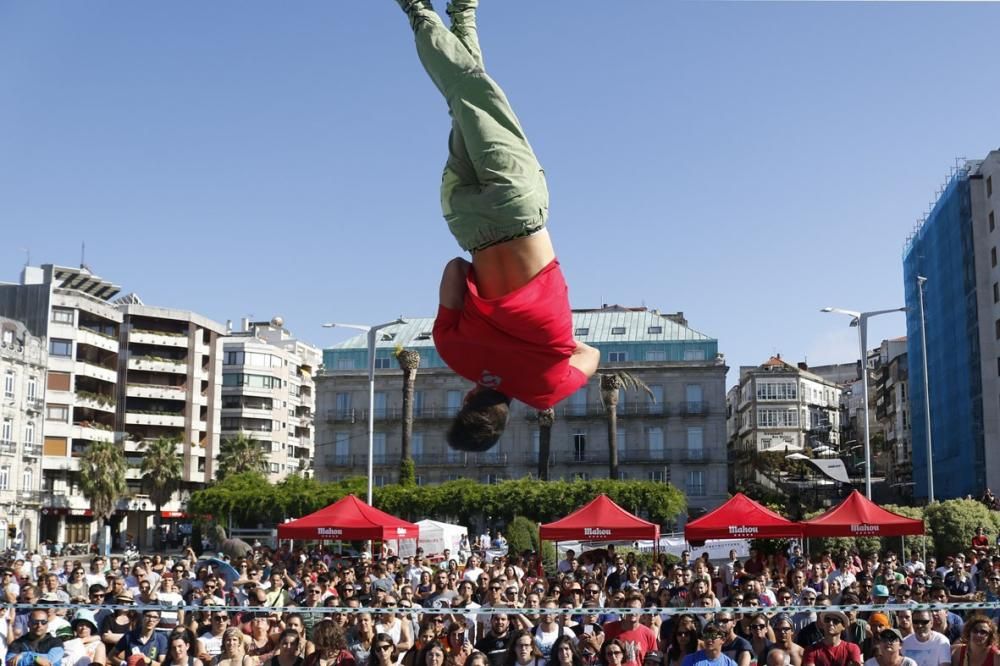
<box><xmin>601</xmin><ymin>622</ymin><xmax>658</xmax><ymax>666</ymax></box>
<box><xmin>433</xmin><ymin>259</ymin><xmax>587</xmax><ymax>410</ymax></box>
<box><xmin>802</xmin><ymin>640</ymin><xmax>861</xmax><ymax>666</ymax></box>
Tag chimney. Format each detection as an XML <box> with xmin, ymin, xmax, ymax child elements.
<box><xmin>225</xmin><ymin>320</ymin><xmax>233</xmax><ymax>334</ymax></box>
<box><xmin>798</xmin><ymin>362</ymin><xmax>808</xmax><ymax>371</ymax></box>
<box><xmin>240</xmin><ymin>317</ymin><xmax>250</xmax><ymax>332</ymax></box>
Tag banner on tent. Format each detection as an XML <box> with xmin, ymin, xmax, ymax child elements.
<box><xmin>637</xmin><ymin>536</ymin><xmax>751</xmax><ymax>560</ymax></box>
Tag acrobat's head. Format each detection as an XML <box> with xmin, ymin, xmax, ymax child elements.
<box><xmin>446</xmin><ymin>386</ymin><xmax>511</xmax><ymax>452</ymax></box>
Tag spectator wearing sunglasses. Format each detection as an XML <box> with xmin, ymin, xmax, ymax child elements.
<box><xmin>680</xmin><ymin>622</ymin><xmax>736</xmax><ymax>666</ymax></box>
<box><xmin>802</xmin><ymin>611</ymin><xmax>861</xmax><ymax>666</ymax></box>
<box><xmin>6</xmin><ymin>608</ymin><xmax>65</xmax><ymax>666</ymax></box>
<box><xmin>900</xmin><ymin>611</ymin><xmax>950</xmax><ymax>666</ymax></box>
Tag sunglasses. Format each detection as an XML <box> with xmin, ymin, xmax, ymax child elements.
<box><xmin>912</xmin><ymin>620</ymin><xmax>931</xmax><ymax>626</ymax></box>
<box><xmin>823</xmin><ymin>618</ymin><xmax>843</xmax><ymax>625</ymax></box>
<box><xmin>751</xmin><ymin>625</ymin><xmax>767</xmax><ymax>630</ymax></box>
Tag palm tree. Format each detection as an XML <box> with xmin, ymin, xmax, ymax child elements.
<box><xmin>394</xmin><ymin>345</ymin><xmax>420</xmax><ymax>486</ymax></box>
<box><xmin>536</xmin><ymin>408</ymin><xmax>555</xmax><ymax>480</ymax></box>
<box><xmin>139</xmin><ymin>436</ymin><xmax>183</xmax><ymax>551</ymax></box>
<box><xmin>79</xmin><ymin>441</ymin><xmax>127</xmax><ymax>553</ymax></box>
<box><xmin>600</xmin><ymin>372</ymin><xmax>654</xmax><ymax>479</ymax></box>
<box><xmin>217</xmin><ymin>433</ymin><xmax>268</xmax><ymax>480</ymax></box>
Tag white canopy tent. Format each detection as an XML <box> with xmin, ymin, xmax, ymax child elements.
<box><xmin>416</xmin><ymin>519</ymin><xmax>467</xmax><ymax>557</ymax></box>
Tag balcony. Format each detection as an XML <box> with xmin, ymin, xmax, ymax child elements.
<box><xmin>23</xmin><ymin>443</ymin><xmax>42</xmax><ymax>458</ymax></box>
<box><xmin>0</xmin><ymin>440</ymin><xmax>15</xmax><ymax>455</ymax></box>
<box><xmin>75</xmin><ymin>360</ymin><xmax>117</xmax><ymax>384</ymax></box>
<box><xmin>324</xmin><ymin>453</ymin><xmax>351</xmax><ymax>467</ymax></box>
<box><xmin>75</xmin><ymin>391</ymin><xmax>116</xmax><ymax>413</ymax></box>
<box><xmin>23</xmin><ymin>397</ymin><xmax>45</xmax><ymax>414</ymax></box>
<box><xmin>558</xmin><ymin>402</ymin><xmax>667</xmax><ymax>419</ymax></box>
<box><xmin>476</xmin><ymin>452</ymin><xmax>508</xmax><ymax>466</ymax></box>
<box><xmin>19</xmin><ymin>490</ymin><xmax>43</xmax><ymax>505</ymax></box>
<box><xmin>128</xmin><ymin>357</ymin><xmax>187</xmax><ymax>374</ymax></box>
<box><xmin>74</xmin><ymin>423</ymin><xmax>115</xmax><ymax>443</ymax></box>
<box><xmin>325</xmin><ymin>408</ymin><xmax>357</xmax><ymax>424</ymax></box>
<box><xmin>678</xmin><ymin>401</ymin><xmax>707</xmax><ymax>416</ymax></box>
<box><xmin>129</xmin><ymin>330</ymin><xmax>189</xmax><ymax>348</ymax></box>
<box><xmin>127</xmin><ymin>384</ymin><xmax>187</xmax><ymax>401</ymax></box>
<box><xmin>125</xmin><ymin>412</ymin><xmax>186</xmax><ymax>428</ymax></box>
<box><xmin>77</xmin><ymin>328</ymin><xmax>119</xmax><ymax>353</ymax></box>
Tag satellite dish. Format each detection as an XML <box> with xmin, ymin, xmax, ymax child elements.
<box><xmin>271</xmin><ymin>316</ymin><xmax>284</xmax><ymax>328</ymax></box>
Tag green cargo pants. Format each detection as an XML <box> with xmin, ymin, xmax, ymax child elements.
<box><xmin>401</xmin><ymin>1</ymin><xmax>549</xmax><ymax>253</ymax></box>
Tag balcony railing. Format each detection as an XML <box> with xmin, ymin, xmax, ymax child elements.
<box><xmin>559</xmin><ymin>402</ymin><xmax>671</xmax><ymax>419</ymax></box>
<box><xmin>361</xmin><ymin>406</ymin><xmax>461</xmax><ymax>422</ymax></box>
<box><xmin>476</xmin><ymin>452</ymin><xmax>508</xmax><ymax>466</ymax></box>
<box><xmin>0</xmin><ymin>441</ymin><xmax>16</xmax><ymax>455</ymax></box>
<box><xmin>325</xmin><ymin>408</ymin><xmax>357</xmax><ymax>423</ymax></box>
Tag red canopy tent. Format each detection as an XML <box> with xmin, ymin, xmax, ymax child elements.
<box><xmin>539</xmin><ymin>494</ymin><xmax>659</xmax><ymax>543</ymax></box>
<box><xmin>277</xmin><ymin>494</ymin><xmax>419</xmax><ymax>541</ymax></box>
<box><xmin>800</xmin><ymin>490</ymin><xmax>924</xmax><ymax>537</ymax></box>
<box><xmin>684</xmin><ymin>493</ymin><xmax>803</xmax><ymax>545</ymax></box>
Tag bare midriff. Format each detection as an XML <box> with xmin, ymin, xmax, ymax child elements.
<box><xmin>471</xmin><ymin>228</ymin><xmax>556</xmax><ymax>299</ymax></box>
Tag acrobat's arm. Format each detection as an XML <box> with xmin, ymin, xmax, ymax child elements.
<box><xmin>439</xmin><ymin>257</ymin><xmax>471</xmax><ymax>310</ymax></box>
<box><xmin>569</xmin><ymin>340</ymin><xmax>600</xmax><ymax>379</ymax></box>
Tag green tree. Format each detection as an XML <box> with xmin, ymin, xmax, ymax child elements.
<box><xmin>506</xmin><ymin>515</ymin><xmax>538</xmax><ymax>555</ymax></box>
<box><xmin>924</xmin><ymin>498</ymin><xmax>993</xmax><ymax>557</ymax></box>
<box><xmin>536</xmin><ymin>409</ymin><xmax>555</xmax><ymax>481</ymax></box>
<box><xmin>394</xmin><ymin>346</ymin><xmax>420</xmax><ymax>486</ymax></box>
<box><xmin>217</xmin><ymin>433</ymin><xmax>267</xmax><ymax>480</ymax></box>
<box><xmin>79</xmin><ymin>441</ymin><xmax>127</xmax><ymax>552</ymax></box>
<box><xmin>600</xmin><ymin>372</ymin><xmax>654</xmax><ymax>479</ymax></box>
<box><xmin>139</xmin><ymin>436</ymin><xmax>183</xmax><ymax>551</ymax></box>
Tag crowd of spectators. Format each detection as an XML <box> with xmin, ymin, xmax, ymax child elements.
<box><xmin>3</xmin><ymin>532</ymin><xmax>1000</xmax><ymax>666</ymax></box>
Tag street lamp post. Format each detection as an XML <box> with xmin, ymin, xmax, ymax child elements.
<box><xmin>322</xmin><ymin>318</ymin><xmax>406</xmax><ymax>506</ymax></box>
<box><xmin>917</xmin><ymin>276</ymin><xmax>934</xmax><ymax>503</ymax></box>
<box><xmin>821</xmin><ymin>306</ymin><xmax>906</xmax><ymax>498</ymax></box>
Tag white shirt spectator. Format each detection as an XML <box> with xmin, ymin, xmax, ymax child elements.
<box><xmin>901</xmin><ymin>631</ymin><xmax>951</xmax><ymax>666</ymax></box>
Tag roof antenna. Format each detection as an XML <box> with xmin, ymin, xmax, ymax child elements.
<box><xmin>19</xmin><ymin>247</ymin><xmax>30</xmax><ymax>267</ymax></box>
<box><xmin>80</xmin><ymin>241</ymin><xmax>91</xmax><ymax>272</ymax></box>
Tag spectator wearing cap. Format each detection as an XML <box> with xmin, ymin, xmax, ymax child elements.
<box><xmin>6</xmin><ymin>608</ymin><xmax>65</xmax><ymax>666</ymax></box>
<box><xmin>860</xmin><ymin>614</ymin><xmax>891</xmax><ymax>661</ymax></box>
<box><xmin>765</xmin><ymin>615</ymin><xmax>802</xmax><ymax>666</ymax></box>
<box><xmin>68</xmin><ymin>608</ymin><xmax>107</xmax><ymax>666</ymax></box>
<box><xmin>863</xmin><ymin>629</ymin><xmax>914</xmax><ymax>666</ymax></box>
<box><xmin>900</xmin><ymin>610</ymin><xmax>950</xmax><ymax>666</ymax></box>
<box><xmin>802</xmin><ymin>611</ymin><xmax>861</xmax><ymax>666</ymax></box>
<box><xmin>679</xmin><ymin>622</ymin><xmax>736</xmax><ymax>666</ymax></box>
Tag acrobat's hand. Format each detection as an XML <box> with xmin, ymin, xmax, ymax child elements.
<box><xmin>439</xmin><ymin>257</ymin><xmax>471</xmax><ymax>310</ymax></box>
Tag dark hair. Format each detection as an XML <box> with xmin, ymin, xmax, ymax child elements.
<box><xmin>504</xmin><ymin>630</ymin><xmax>543</xmax><ymax>666</ymax></box>
<box><xmin>371</xmin><ymin>632</ymin><xmax>398</xmax><ymax>666</ymax></box>
<box><xmin>446</xmin><ymin>388</ymin><xmax>510</xmax><ymax>452</ymax></box>
<box><xmin>666</xmin><ymin>614</ymin><xmax>701</xmax><ymax>662</ymax></box>
<box><xmin>551</xmin><ymin>635</ymin><xmax>584</xmax><ymax>666</ymax></box>
<box><xmin>313</xmin><ymin>620</ymin><xmax>348</xmax><ymax>652</ymax></box>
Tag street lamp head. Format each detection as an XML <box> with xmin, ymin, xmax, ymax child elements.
<box><xmin>917</xmin><ymin>275</ymin><xmax>928</xmax><ymax>285</ymax></box>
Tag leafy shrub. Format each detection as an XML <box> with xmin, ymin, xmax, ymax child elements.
<box><xmin>505</xmin><ymin>516</ymin><xmax>538</xmax><ymax>556</ymax></box>
<box><xmin>924</xmin><ymin>499</ymin><xmax>994</xmax><ymax>557</ymax></box>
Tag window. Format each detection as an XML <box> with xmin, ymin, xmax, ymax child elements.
<box><xmin>995</xmin><ymin>283</ymin><xmax>999</xmax><ymax>304</ymax></box>
<box><xmin>49</xmin><ymin>338</ymin><xmax>72</xmax><ymax>357</ymax></box>
<box><xmin>374</xmin><ymin>357</ymin><xmax>392</xmax><ymax>369</ymax></box>
<box><xmin>996</xmin><ymin>319</ymin><xmax>1000</xmax><ymax>340</ymax></box>
<box><xmin>373</xmin><ymin>433</ymin><xmax>386</xmax><ymax>464</ymax></box>
<box><xmin>335</xmin><ymin>432</ymin><xmax>350</xmax><ymax>464</ymax></box>
<box><xmin>649</xmin><ymin>385</ymin><xmax>664</xmax><ymax>415</ymax></box>
<box><xmin>647</xmin><ymin>427</ymin><xmax>664</xmax><ymax>459</ymax></box>
<box><xmin>616</xmin><ymin>388</ymin><xmax>627</xmax><ymax>415</ymax></box>
<box><xmin>617</xmin><ymin>428</ymin><xmax>626</xmax><ymax>457</ymax></box>
<box><xmin>1</xmin><ymin>329</ymin><xmax>11</xmax><ymax>346</ymax></box>
<box><xmin>21</xmin><ymin>467</ymin><xmax>32</xmax><ymax>492</ymax></box>
<box><xmin>608</xmin><ymin>351</ymin><xmax>627</xmax><ymax>363</ymax></box>
<box><xmin>648</xmin><ymin>470</ymin><xmax>667</xmax><ymax>483</ymax></box>
<box><xmin>569</xmin><ymin>387</ymin><xmax>587</xmax><ymax>416</ymax></box>
<box><xmin>531</xmin><ymin>430</ymin><xmax>540</xmax><ymax>457</ymax></box>
<box><xmin>991</xmin><ymin>211</ymin><xmax>996</xmax><ymax>232</ymax></box>
<box><xmin>756</xmin><ymin>380</ymin><xmax>797</xmax><ymax>401</ymax></box>
<box><xmin>0</xmin><ymin>418</ymin><xmax>11</xmax><ymax>444</ymax></box>
<box><xmin>572</xmin><ymin>432</ymin><xmax>586</xmax><ymax>462</ymax></box>
<box><xmin>414</xmin><ymin>476</ymin><xmax>424</xmax><ymax>486</ymax></box>
<box><xmin>687</xmin><ymin>426</ymin><xmax>705</xmax><ymax>460</ymax></box>
<box><xmin>988</xmin><ymin>175</ymin><xmax>994</xmax><ymax>198</ymax></box>
<box><xmin>3</xmin><ymin>371</ymin><xmax>13</xmax><ymax>399</ymax></box>
<box><xmin>446</xmin><ymin>390</ymin><xmax>462</xmax><ymax>417</ymax></box>
<box><xmin>993</xmin><ymin>247</ymin><xmax>997</xmax><ymax>268</ymax></box>
<box><xmin>51</xmin><ymin>308</ymin><xmax>74</xmax><ymax>324</ymax></box>
<box><xmin>414</xmin><ymin>390</ymin><xmax>425</xmax><ymax>417</ymax></box>
<box><xmin>269</xmin><ymin>463</ymin><xmax>280</xmax><ymax>473</ymax></box>
<box><xmin>683</xmin><ymin>348</ymin><xmax>706</xmax><ymax>361</ymax></box>
<box><xmin>645</xmin><ymin>350</ymin><xmax>667</xmax><ymax>361</ymax></box>
<box><xmin>574</xmin><ymin>328</ymin><xmax>589</xmax><ymax>337</ymax></box>
<box><xmin>576</xmin><ymin>472</ymin><xmax>592</xmax><ymax>481</ymax></box>
<box><xmin>46</xmin><ymin>404</ymin><xmax>69</xmax><ymax>422</ymax></box>
<box><xmin>336</xmin><ymin>358</ymin><xmax>356</xmax><ymax>370</ymax></box>
<box><xmin>374</xmin><ymin>392</ymin><xmax>387</xmax><ymax>419</ymax></box>
<box><xmin>221</xmin><ymin>373</ymin><xmax>282</xmax><ymax>389</ymax></box>
<box><xmin>0</xmin><ymin>466</ymin><xmax>8</xmax><ymax>491</ymax></box>
<box><xmin>484</xmin><ymin>473</ymin><xmax>503</xmax><ymax>485</ymax></box>
<box><xmin>757</xmin><ymin>407</ymin><xmax>799</xmax><ymax>428</ymax></box>
<box><xmin>686</xmin><ymin>471</ymin><xmax>705</xmax><ymax>496</ymax></box>
<box><xmin>412</xmin><ymin>432</ymin><xmax>424</xmax><ymax>458</ymax></box>
<box><xmin>24</xmin><ymin>421</ymin><xmax>34</xmax><ymax>445</ymax></box>
<box><xmin>336</xmin><ymin>393</ymin><xmax>352</xmax><ymax>418</ymax></box>
<box><xmin>26</xmin><ymin>376</ymin><xmax>36</xmax><ymax>400</ymax></box>
<box><xmin>611</xmin><ymin>327</ymin><xmax>626</xmax><ymax>335</ymax></box>
<box><xmin>686</xmin><ymin>384</ymin><xmax>704</xmax><ymax>413</ymax></box>
<box><xmin>647</xmin><ymin>326</ymin><xmax>663</xmax><ymax>335</ymax></box>
<box><xmin>225</xmin><ymin>351</ymin><xmax>243</xmax><ymax>365</ymax></box>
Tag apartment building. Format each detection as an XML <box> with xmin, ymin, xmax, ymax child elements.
<box><xmin>903</xmin><ymin>151</ymin><xmax>1000</xmax><ymax>499</ymax></box>
<box><xmin>221</xmin><ymin>317</ymin><xmax>321</xmax><ymax>482</ymax></box>
<box><xmin>727</xmin><ymin>355</ymin><xmax>842</xmax><ymax>490</ymax></box>
<box><xmin>875</xmin><ymin>337</ymin><xmax>910</xmax><ymax>499</ymax></box>
<box><xmin>0</xmin><ymin>318</ymin><xmax>46</xmax><ymax>549</ymax></box>
<box><xmin>315</xmin><ymin>306</ymin><xmax>728</xmax><ymax>515</ymax></box>
<box><xmin>0</xmin><ymin>264</ymin><xmax>124</xmax><ymax>545</ymax></box>
<box><xmin>116</xmin><ymin>299</ymin><xmax>226</xmax><ymax>546</ymax></box>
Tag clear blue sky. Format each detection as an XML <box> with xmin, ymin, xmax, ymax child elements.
<box><xmin>3</xmin><ymin>1</ymin><xmax>998</xmax><ymax>385</ymax></box>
